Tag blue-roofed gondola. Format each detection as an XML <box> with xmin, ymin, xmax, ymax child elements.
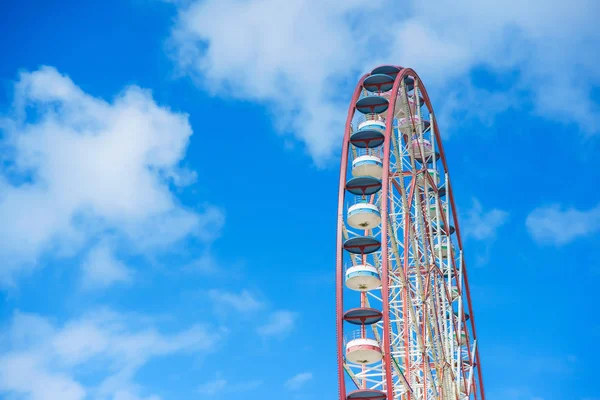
<box><xmin>356</xmin><ymin>96</ymin><xmax>389</xmax><ymax>114</ymax></box>
<box><xmin>343</xmin><ymin>236</ymin><xmax>381</xmax><ymax>255</ymax></box>
<box><xmin>351</xmin><ymin>120</ymin><xmax>386</xmax><ymax>148</ymax></box>
<box><xmin>363</xmin><ymin>74</ymin><xmax>394</xmax><ymax>93</ymax></box>
<box><xmin>345</xmin><ymin>177</ymin><xmax>382</xmax><ymax>196</ymax></box>
<box><xmin>344</xmin><ymin>308</ymin><xmax>383</xmax><ymax>325</ymax></box>
<box><xmin>347</xmin><ymin>389</ymin><xmax>387</xmax><ymax>400</ymax></box>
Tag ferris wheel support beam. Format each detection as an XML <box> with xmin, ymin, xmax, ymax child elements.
<box><xmin>389</xmin><ymin>136</ymin><xmax>435</xmax><ymax>398</ymax></box>
<box><xmin>388</xmin><ymin>70</ymin><xmax>440</xmax><ymax>400</ymax></box>
<box><xmin>379</xmin><ymin>67</ymin><xmax>409</xmax><ymax>400</ymax></box>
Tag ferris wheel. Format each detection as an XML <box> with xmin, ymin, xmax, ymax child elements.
<box><xmin>335</xmin><ymin>65</ymin><xmax>485</xmax><ymax>400</ymax></box>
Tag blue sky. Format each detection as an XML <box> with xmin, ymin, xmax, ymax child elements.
<box><xmin>0</xmin><ymin>0</ymin><xmax>599</xmax><ymax>399</ymax></box>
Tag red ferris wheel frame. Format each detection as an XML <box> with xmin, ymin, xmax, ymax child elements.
<box><xmin>335</xmin><ymin>66</ymin><xmax>485</xmax><ymax>400</ymax></box>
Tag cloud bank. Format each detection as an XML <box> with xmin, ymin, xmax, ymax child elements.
<box><xmin>0</xmin><ymin>309</ymin><xmax>221</xmax><ymax>399</ymax></box>
<box><xmin>169</xmin><ymin>0</ymin><xmax>600</xmax><ymax>162</ymax></box>
<box><xmin>0</xmin><ymin>66</ymin><xmax>224</xmax><ymax>283</ymax></box>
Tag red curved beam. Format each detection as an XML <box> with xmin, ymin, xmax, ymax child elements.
<box><xmin>336</xmin><ymin>69</ymin><xmax>408</xmax><ymax>400</ymax></box>
<box><xmin>336</xmin><ymin>73</ymin><xmax>369</xmax><ymax>400</ymax></box>
<box><xmin>379</xmin><ymin>68</ymin><xmax>407</xmax><ymax>400</ymax></box>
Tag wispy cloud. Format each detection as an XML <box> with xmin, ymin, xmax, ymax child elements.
<box><xmin>460</xmin><ymin>198</ymin><xmax>509</xmax><ymax>266</ymax></box>
<box><xmin>526</xmin><ymin>203</ymin><xmax>600</xmax><ymax>245</ymax></box>
<box><xmin>198</xmin><ymin>378</ymin><xmax>262</xmax><ymax>396</ymax></box>
<box><xmin>257</xmin><ymin>310</ymin><xmax>297</xmax><ymax>337</ymax></box>
<box><xmin>80</xmin><ymin>242</ymin><xmax>132</xmax><ymax>290</ymax></box>
<box><xmin>197</xmin><ymin>379</ymin><xmax>227</xmax><ymax>396</ymax></box>
<box><xmin>183</xmin><ymin>250</ymin><xmax>220</xmax><ymax>274</ymax></box>
<box><xmin>208</xmin><ymin>289</ymin><xmax>265</xmax><ymax>313</ymax></box>
<box><xmin>462</xmin><ymin>198</ymin><xmax>509</xmax><ymax>241</ymax></box>
<box><xmin>284</xmin><ymin>372</ymin><xmax>312</xmax><ymax>391</ymax></box>
<box><xmin>0</xmin><ymin>309</ymin><xmax>223</xmax><ymax>399</ymax></box>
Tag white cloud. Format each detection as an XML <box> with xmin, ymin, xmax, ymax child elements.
<box><xmin>0</xmin><ymin>66</ymin><xmax>224</xmax><ymax>283</ymax></box>
<box><xmin>257</xmin><ymin>310</ymin><xmax>297</xmax><ymax>337</ymax></box>
<box><xmin>462</xmin><ymin>198</ymin><xmax>509</xmax><ymax>241</ymax></box>
<box><xmin>81</xmin><ymin>242</ymin><xmax>132</xmax><ymax>290</ymax></box>
<box><xmin>208</xmin><ymin>289</ymin><xmax>264</xmax><ymax>312</ymax></box>
<box><xmin>182</xmin><ymin>248</ymin><xmax>246</xmax><ymax>278</ymax></box>
<box><xmin>198</xmin><ymin>378</ymin><xmax>262</xmax><ymax>396</ymax></box>
<box><xmin>112</xmin><ymin>391</ymin><xmax>161</xmax><ymax>400</ymax></box>
<box><xmin>526</xmin><ymin>203</ymin><xmax>600</xmax><ymax>245</ymax></box>
<box><xmin>0</xmin><ymin>309</ymin><xmax>222</xmax><ymax>400</ymax></box>
<box><xmin>0</xmin><ymin>352</ymin><xmax>86</xmax><ymax>400</ymax></box>
<box><xmin>284</xmin><ymin>372</ymin><xmax>312</xmax><ymax>391</ymax></box>
<box><xmin>168</xmin><ymin>0</ymin><xmax>600</xmax><ymax>162</ymax></box>
<box><xmin>198</xmin><ymin>379</ymin><xmax>227</xmax><ymax>396</ymax></box>
<box><xmin>234</xmin><ymin>380</ymin><xmax>263</xmax><ymax>392</ymax></box>
<box><xmin>183</xmin><ymin>250</ymin><xmax>219</xmax><ymax>273</ymax></box>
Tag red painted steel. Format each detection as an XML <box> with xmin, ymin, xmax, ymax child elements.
<box><xmin>337</xmin><ymin>73</ymin><xmax>369</xmax><ymax>400</ymax></box>
<box><xmin>379</xmin><ymin>68</ymin><xmax>407</xmax><ymax>400</ymax></box>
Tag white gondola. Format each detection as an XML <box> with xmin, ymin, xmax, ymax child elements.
<box><xmin>352</xmin><ymin>155</ymin><xmax>383</xmax><ymax>179</ymax></box>
<box><xmin>417</xmin><ymin>169</ymin><xmax>439</xmax><ymax>188</ymax></box>
<box><xmin>456</xmin><ymin>330</ymin><xmax>468</xmax><ymax>345</ymax></box>
<box><xmin>429</xmin><ymin>203</ymin><xmax>447</xmax><ymax>220</ymax></box>
<box><xmin>347</xmin><ymin>202</ymin><xmax>381</xmax><ymax>229</ymax></box>
<box><xmin>434</xmin><ymin>236</ymin><xmax>452</xmax><ymax>258</ymax></box>
<box><xmin>452</xmin><ymin>286</ymin><xmax>460</xmax><ymax>301</ymax></box>
<box><xmin>345</xmin><ymin>264</ymin><xmax>381</xmax><ymax>291</ymax></box>
<box><xmin>380</xmin><ymin>92</ymin><xmax>421</xmax><ymax>118</ymax></box>
<box><xmin>357</xmin><ymin>119</ymin><xmax>385</xmax><ymax>134</ymax></box>
<box><xmin>346</xmin><ymin>338</ymin><xmax>382</xmax><ymax>364</ymax></box>
<box><xmin>397</xmin><ymin>114</ymin><xmax>428</xmax><ymax>131</ymax></box>
<box><xmin>410</xmin><ymin>138</ymin><xmax>434</xmax><ymax>159</ymax></box>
